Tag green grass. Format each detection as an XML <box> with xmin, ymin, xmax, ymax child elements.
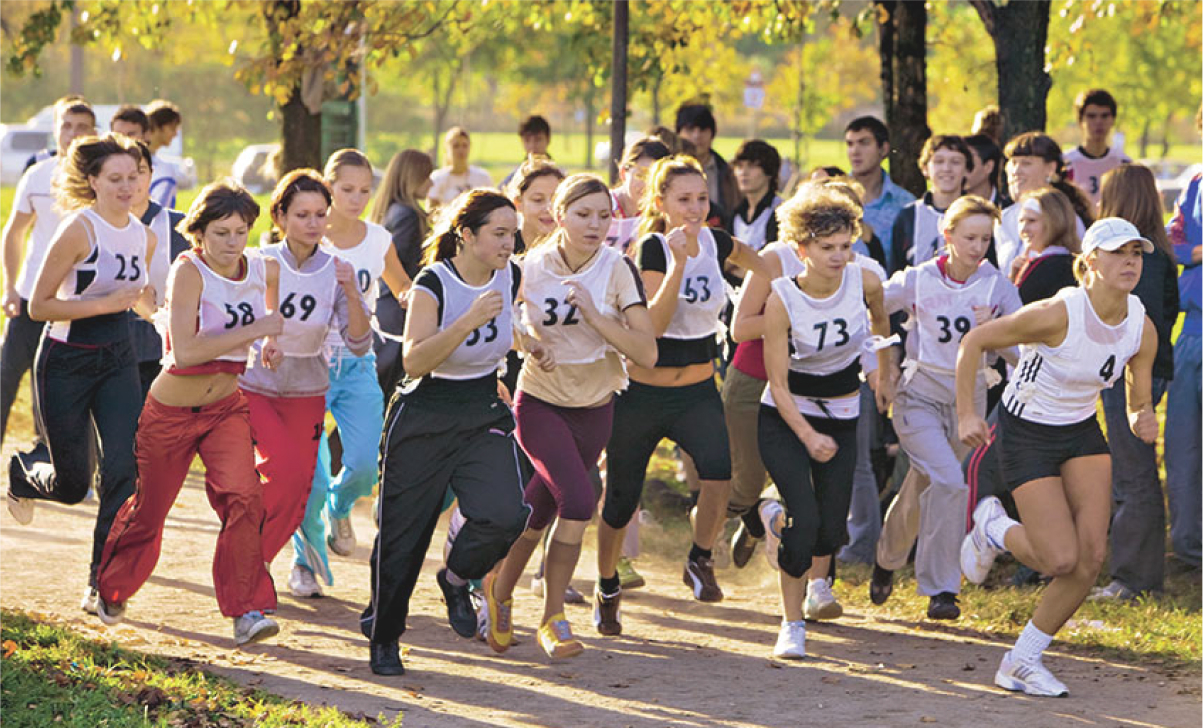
<box><xmin>0</xmin><ymin>609</ymin><xmax>400</xmax><ymax>728</ymax></box>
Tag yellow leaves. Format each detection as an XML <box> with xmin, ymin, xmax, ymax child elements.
<box><xmin>2</xmin><ymin>639</ymin><xmax>17</xmax><ymax>658</ymax></box>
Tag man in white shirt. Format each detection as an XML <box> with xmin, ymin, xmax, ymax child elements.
<box><xmin>1</xmin><ymin>96</ymin><xmax>95</xmax><ymax>444</ymax></box>
<box><xmin>146</xmin><ymin>99</ymin><xmax>183</xmax><ymax>209</ymax></box>
<box><xmin>427</xmin><ymin>126</ymin><xmax>493</xmax><ymax>208</ymax></box>
<box><xmin>1064</xmin><ymin>88</ymin><xmax>1131</xmax><ymax>205</ymax></box>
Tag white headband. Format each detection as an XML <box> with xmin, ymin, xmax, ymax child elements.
<box><xmin>1021</xmin><ymin>197</ymin><xmax>1042</xmax><ymax>215</ymax></box>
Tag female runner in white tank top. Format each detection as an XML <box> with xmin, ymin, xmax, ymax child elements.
<box><xmin>289</xmin><ymin>150</ymin><xmax>414</xmax><ymax>597</ymax></box>
<box><xmin>485</xmin><ymin>174</ymin><xmax>656</xmax><ymax>659</ymax></box>
<box><xmin>873</xmin><ymin>196</ymin><xmax>1022</xmax><ymax>622</ymax></box>
<box><xmin>7</xmin><ymin>134</ymin><xmax>157</xmax><ymax>614</ymax></box>
<box><xmin>956</xmin><ymin>218</ymin><xmax>1158</xmax><ymax>697</ymax></box>
<box><xmin>239</xmin><ymin>170</ymin><xmax>372</xmax><ymax>569</ymax></box>
<box><xmin>758</xmin><ymin>185</ymin><xmax>895</xmax><ymax>659</ymax></box>
<box><xmin>96</xmin><ymin>180</ymin><xmax>286</xmax><ymax>645</ymax></box>
<box><xmin>360</xmin><ymin>190</ymin><xmax>547</xmax><ymax>676</ymax></box>
<box><xmin>597</xmin><ymin>155</ymin><xmax>765</xmax><ymax>605</ymax></box>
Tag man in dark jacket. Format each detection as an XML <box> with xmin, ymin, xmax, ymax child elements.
<box><xmin>676</xmin><ymin>104</ymin><xmax>739</xmax><ymax>230</ymax></box>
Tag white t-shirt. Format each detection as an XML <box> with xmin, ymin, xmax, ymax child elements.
<box><xmin>428</xmin><ymin>166</ymin><xmax>493</xmax><ymax>207</ymax></box>
<box><xmin>1065</xmin><ymin>146</ymin><xmax>1131</xmax><ymax>204</ymax></box>
<box><xmin>12</xmin><ymin>157</ymin><xmax>63</xmax><ymax>300</ymax></box>
<box><xmin>149</xmin><ymin>152</ymin><xmax>181</xmax><ymax>209</ymax></box>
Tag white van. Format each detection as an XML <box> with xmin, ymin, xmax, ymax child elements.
<box><xmin>0</xmin><ymin>125</ymin><xmax>52</xmax><ymax>185</ymax></box>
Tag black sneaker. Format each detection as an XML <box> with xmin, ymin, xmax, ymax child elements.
<box><xmin>683</xmin><ymin>557</ymin><xmax>723</xmax><ymax>602</ymax></box>
<box><xmin>437</xmin><ymin>568</ymin><xmax>478</xmax><ymax>638</ymax></box>
<box><xmin>731</xmin><ymin>522</ymin><xmax>761</xmax><ymax>569</ymax></box>
<box><xmin>869</xmin><ymin>563</ymin><xmax>893</xmax><ymax>605</ymax></box>
<box><xmin>926</xmin><ymin>592</ymin><xmax>960</xmax><ymax>620</ymax></box>
<box><xmin>369</xmin><ymin>640</ymin><xmax>405</xmax><ymax>675</ymax></box>
<box><xmin>593</xmin><ymin>586</ymin><xmax>622</xmax><ymax>636</ymax></box>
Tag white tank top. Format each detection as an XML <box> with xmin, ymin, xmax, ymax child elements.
<box><xmin>159</xmin><ymin>250</ymin><xmax>268</xmax><ymax>367</ymax></box>
<box><xmin>910</xmin><ymin>203</ymin><xmax>946</xmax><ymax>267</ymax></box>
<box><xmin>770</xmin><ymin>262</ymin><xmax>868</xmax><ymax>377</ymax></box>
<box><xmin>732</xmin><ymin>195</ymin><xmax>783</xmax><ymax>252</ymax></box>
<box><xmin>760</xmin><ymin>241</ymin><xmax>806</xmax><ymax>281</ymax></box>
<box><xmin>657</xmin><ymin>227</ymin><xmax>727</xmax><ymax>340</ymax></box>
<box><xmin>605</xmin><ymin>215</ymin><xmax>642</xmax><ymax>256</ymax></box>
<box><xmin>145</xmin><ymin>206</ymin><xmax>174</xmax><ymax>308</ymax></box>
<box><xmin>1003</xmin><ymin>287</ymin><xmax>1146</xmax><ymax>425</ymax></box>
<box><xmin>911</xmin><ymin>261</ymin><xmax>999</xmax><ymax>374</ymax></box>
<box><xmin>424</xmin><ymin>261</ymin><xmax>516</xmax><ymax>380</ymax></box>
<box><xmin>522</xmin><ymin>244</ymin><xmax>622</xmax><ymax>365</ymax></box>
<box><xmin>320</xmin><ymin>222</ymin><xmax>391</xmax><ymax>351</ymax></box>
<box><xmin>47</xmin><ymin>209</ymin><xmax>149</xmax><ymax>342</ymax></box>
<box><xmin>260</xmin><ymin>243</ymin><xmax>339</xmax><ymax>357</ymax></box>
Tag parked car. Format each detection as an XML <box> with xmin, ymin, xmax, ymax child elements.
<box><xmin>0</xmin><ymin>125</ymin><xmax>52</xmax><ymax>185</ymax></box>
<box><xmin>1154</xmin><ymin>162</ymin><xmax>1202</xmax><ymax>212</ymax></box>
<box><xmin>232</xmin><ymin>143</ymin><xmax>281</xmax><ymax>194</ymax></box>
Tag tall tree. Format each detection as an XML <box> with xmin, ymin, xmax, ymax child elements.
<box><xmin>969</xmin><ymin>0</ymin><xmax>1052</xmax><ymax>141</ymax></box>
<box><xmin>609</xmin><ymin>0</ymin><xmax>629</xmax><ymax>183</ymax></box>
<box><xmin>874</xmin><ymin>0</ymin><xmax>928</xmax><ymax>196</ymax></box>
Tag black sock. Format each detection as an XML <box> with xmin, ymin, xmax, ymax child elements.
<box><xmin>741</xmin><ymin>504</ymin><xmax>766</xmax><ymax>538</ymax></box>
<box><xmin>598</xmin><ymin>574</ymin><xmax>621</xmax><ymax>595</ymax></box>
<box><xmin>689</xmin><ymin>543</ymin><xmax>712</xmax><ymax>562</ymax></box>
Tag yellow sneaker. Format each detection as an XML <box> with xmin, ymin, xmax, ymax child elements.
<box><xmin>483</xmin><ymin>573</ymin><xmax>512</xmax><ymax>654</ymax></box>
<box><xmin>616</xmin><ymin>556</ymin><xmax>646</xmax><ymax>590</ymax></box>
<box><xmin>537</xmin><ymin>612</ymin><xmax>584</xmax><ymax>660</ymax></box>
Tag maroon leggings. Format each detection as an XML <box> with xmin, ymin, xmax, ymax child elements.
<box><xmin>514</xmin><ymin>390</ymin><xmax>614</xmax><ymax>529</ymax></box>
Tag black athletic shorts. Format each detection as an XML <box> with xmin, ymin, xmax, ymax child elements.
<box><xmin>998</xmin><ymin>406</ymin><xmax>1110</xmax><ymax>491</ymax></box>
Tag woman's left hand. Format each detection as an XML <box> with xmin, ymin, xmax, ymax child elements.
<box><xmin>1129</xmin><ymin>407</ymin><xmax>1158</xmax><ymax>445</ymax></box>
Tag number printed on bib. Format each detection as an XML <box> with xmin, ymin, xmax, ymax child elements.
<box><xmin>280</xmin><ymin>292</ymin><xmax>317</xmax><ymax>321</ymax></box>
<box><xmin>542</xmin><ymin>297</ymin><xmax>581</xmax><ymax>326</ymax></box>
<box><xmin>682</xmin><ymin>276</ymin><xmax>712</xmax><ymax>304</ymax></box>
<box><xmin>114</xmin><ymin>253</ymin><xmax>142</xmax><ymax>282</ymax></box>
<box><xmin>812</xmin><ymin>318</ymin><xmax>850</xmax><ymax>350</ymax></box>
<box><xmin>935</xmin><ymin>314</ymin><xmax>972</xmax><ymax>343</ymax></box>
<box><xmin>224</xmin><ymin>302</ymin><xmax>257</xmax><ymax>329</ymax></box>
<box><xmin>465</xmin><ymin>318</ymin><xmax>500</xmax><ymax>346</ymax></box>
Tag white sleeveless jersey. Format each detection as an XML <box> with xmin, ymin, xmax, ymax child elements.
<box><xmin>159</xmin><ymin>250</ymin><xmax>268</xmax><ymax>367</ymax></box>
<box><xmin>424</xmin><ymin>261</ymin><xmax>516</xmax><ymax>380</ymax></box>
<box><xmin>657</xmin><ymin>227</ymin><xmax>727</xmax><ymax>340</ymax></box>
<box><xmin>732</xmin><ymin>195</ymin><xmax>783</xmax><ymax>252</ymax></box>
<box><xmin>760</xmin><ymin>241</ymin><xmax>805</xmax><ymax>281</ymax></box>
<box><xmin>260</xmin><ymin>243</ymin><xmax>339</xmax><ymax>357</ymax></box>
<box><xmin>910</xmin><ymin>203</ymin><xmax>946</xmax><ymax>267</ymax></box>
<box><xmin>320</xmin><ymin>222</ymin><xmax>391</xmax><ymax>350</ymax></box>
<box><xmin>912</xmin><ymin>261</ymin><xmax>999</xmax><ymax>374</ymax></box>
<box><xmin>771</xmin><ymin>262</ymin><xmax>868</xmax><ymax>377</ymax></box>
<box><xmin>47</xmin><ymin>209</ymin><xmax>149</xmax><ymax>342</ymax></box>
<box><xmin>1003</xmin><ymin>287</ymin><xmax>1146</xmax><ymax>425</ymax></box>
<box><xmin>522</xmin><ymin>244</ymin><xmax>622</xmax><ymax>365</ymax></box>
<box><xmin>145</xmin><ymin>206</ymin><xmax>175</xmax><ymax>308</ymax></box>
<box><xmin>605</xmin><ymin>215</ymin><xmax>642</xmax><ymax>255</ymax></box>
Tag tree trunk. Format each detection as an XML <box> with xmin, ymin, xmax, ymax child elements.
<box><xmin>609</xmin><ymin>0</ymin><xmax>630</xmax><ymax>185</ymax></box>
<box><xmin>877</xmin><ymin>0</ymin><xmax>928</xmax><ymax>197</ymax></box>
<box><xmin>268</xmin><ymin>1</ymin><xmax>321</xmax><ymax>175</ymax></box>
<box><xmin>971</xmin><ymin>1</ymin><xmax>1051</xmax><ymax>143</ymax></box>
<box><xmin>1140</xmin><ymin>119</ymin><xmax>1151</xmax><ymax>159</ymax></box>
<box><xmin>585</xmin><ymin>88</ymin><xmax>595</xmax><ymax>170</ymax></box>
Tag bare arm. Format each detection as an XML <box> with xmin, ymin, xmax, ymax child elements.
<box><xmin>730</xmin><ymin>248</ymin><xmax>785</xmax><ymax>343</ymax></box>
<box><xmin>863</xmin><ymin>270</ymin><xmax>897</xmax><ymax>412</ymax></box>
<box><xmin>1125</xmin><ymin>315</ymin><xmax>1159</xmax><ymax>444</ymax></box>
<box><xmin>166</xmin><ymin>260</ymin><xmax>284</xmax><ymax>369</ymax></box>
<box><xmin>402</xmin><ymin>287</ymin><xmax>502</xmax><ymax>379</ymax></box>
<box><xmin>334</xmin><ymin>259</ymin><xmax>372</xmax><ymax>352</ymax></box>
<box><xmin>130</xmin><ymin>229</ymin><xmax>160</xmax><ymax>322</ymax></box>
<box><xmin>29</xmin><ymin>219</ymin><xmax>143</xmax><ymax>322</ymax></box>
<box><xmin>2</xmin><ymin>209</ymin><xmax>34</xmax><ymax>316</ymax></box>
<box><xmin>380</xmin><ymin>245</ymin><xmax>413</xmax><ymax>303</ymax></box>
<box><xmin>725</xmin><ymin>238</ymin><xmax>770</xmax><ymax>279</ymax></box>
<box><xmin>568</xmin><ymin>279</ymin><xmax>658</xmax><ymax>369</ymax></box>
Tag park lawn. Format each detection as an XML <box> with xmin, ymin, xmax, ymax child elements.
<box><xmin>0</xmin><ymin>609</ymin><xmax>400</xmax><ymax>728</ymax></box>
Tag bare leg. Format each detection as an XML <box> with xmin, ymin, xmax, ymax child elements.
<box><xmin>543</xmin><ymin>518</ymin><xmax>588</xmax><ymax>624</ymax></box>
<box><xmin>693</xmin><ymin>478</ymin><xmax>733</xmax><ymax>549</ymax></box>
<box><xmin>780</xmin><ymin>571</ymin><xmax>806</xmax><ymax>622</ymax></box>
<box><xmin>596</xmin><ymin>519</ymin><xmax>624</xmax><ymax>581</ymax></box>
<box><xmin>493</xmin><ymin>527</ymin><xmax>544</xmax><ymax>603</ymax></box>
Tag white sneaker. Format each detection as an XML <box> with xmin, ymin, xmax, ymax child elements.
<box><xmin>759</xmin><ymin>499</ymin><xmax>784</xmax><ymax>571</ymax></box>
<box><xmin>773</xmin><ymin>620</ymin><xmax>806</xmax><ymax>659</ymax></box>
<box><xmin>96</xmin><ymin>593</ymin><xmax>125</xmax><ymax>625</ymax></box>
<box><xmin>961</xmin><ymin>496</ymin><xmax>1007</xmax><ymax>585</ymax></box>
<box><xmin>327</xmin><ymin>515</ymin><xmax>356</xmax><ymax>556</ymax></box>
<box><xmin>288</xmin><ymin>564</ymin><xmax>323</xmax><ymax>598</ymax></box>
<box><xmin>80</xmin><ymin>587</ymin><xmax>99</xmax><ymax>615</ymax></box>
<box><xmin>234</xmin><ymin>611</ymin><xmax>279</xmax><ymax>646</ymax></box>
<box><xmin>994</xmin><ymin>651</ymin><xmax>1068</xmax><ymax>697</ymax></box>
<box><xmin>530</xmin><ymin>574</ymin><xmax>545</xmax><ymax>598</ymax></box>
<box><xmin>803</xmin><ymin>578</ymin><xmax>843</xmax><ymax>621</ymax></box>
<box><xmin>6</xmin><ymin>491</ymin><xmax>34</xmax><ymax>525</ymax></box>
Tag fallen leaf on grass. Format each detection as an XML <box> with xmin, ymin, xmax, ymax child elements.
<box><xmin>2</xmin><ymin>640</ymin><xmax>17</xmax><ymax>658</ymax></box>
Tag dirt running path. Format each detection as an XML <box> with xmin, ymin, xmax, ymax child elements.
<box><xmin>2</xmin><ymin>465</ymin><xmax>1199</xmax><ymax>728</ymax></box>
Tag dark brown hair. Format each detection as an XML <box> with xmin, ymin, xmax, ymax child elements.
<box><xmin>55</xmin><ymin>133</ymin><xmax>142</xmax><ymax>211</ymax></box>
<box><xmin>178</xmin><ymin>179</ymin><xmax>260</xmax><ymax>247</ymax></box>
<box><xmin>1098</xmin><ymin>163</ymin><xmax>1173</xmax><ymax>259</ymax></box>
<box><xmin>1005</xmin><ymin>132</ymin><xmax>1095</xmax><ymax>227</ymax></box>
<box><xmin>269</xmin><ymin>169</ymin><xmax>331</xmax><ymax>235</ymax></box>
<box><xmin>506</xmin><ymin>157</ymin><xmax>565</xmax><ymax>199</ymax></box>
<box><xmin>421</xmin><ymin>189</ymin><xmax>516</xmax><ymax>266</ymax></box>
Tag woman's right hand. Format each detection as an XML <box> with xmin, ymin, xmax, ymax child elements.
<box><xmin>101</xmin><ymin>285</ymin><xmax>146</xmax><ymax>314</ymax></box>
<box><xmin>959</xmin><ymin>414</ymin><xmax>991</xmax><ymax>449</ymax></box>
<box><xmin>665</xmin><ymin>226</ymin><xmax>689</xmax><ymax>265</ymax></box>
<box><xmin>802</xmin><ymin>430</ymin><xmax>839</xmax><ymax>463</ymax></box>
<box><xmin>257</xmin><ymin>310</ymin><xmax>285</xmax><ymax>337</ymax></box>
<box><xmin>463</xmin><ymin>290</ymin><xmax>503</xmax><ymax>331</ymax></box>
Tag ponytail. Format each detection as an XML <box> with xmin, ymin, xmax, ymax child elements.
<box><xmin>637</xmin><ymin>155</ymin><xmax>705</xmax><ymax>237</ymax></box>
<box><xmin>421</xmin><ymin>189</ymin><xmax>515</xmax><ymax>266</ymax></box>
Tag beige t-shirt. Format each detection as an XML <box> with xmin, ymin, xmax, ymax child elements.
<box><xmin>517</xmin><ymin>245</ymin><xmax>647</xmax><ymax>408</ymax></box>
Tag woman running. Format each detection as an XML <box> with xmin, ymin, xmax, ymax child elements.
<box><xmin>485</xmin><ymin>174</ymin><xmax>656</xmax><ymax>657</ymax></box>
<box><xmin>6</xmin><ymin>133</ymin><xmax>156</xmax><ymax>612</ymax></box>
<box><xmin>958</xmin><ymin>218</ymin><xmax>1158</xmax><ymax>696</ymax></box>
<box><xmin>96</xmin><ymin>180</ymin><xmax>284</xmax><ymax>644</ymax></box>
<box><xmin>289</xmin><ymin>150</ymin><xmax>414</xmax><ymax>597</ymax></box>
<box><xmin>757</xmin><ymin>185</ymin><xmax>895</xmax><ymax>658</ymax></box>
<box><xmin>1090</xmin><ymin>164</ymin><xmax>1179</xmax><ymax>600</ymax></box>
<box><xmin>871</xmin><ymin>196</ymin><xmax>1021</xmax><ymax>620</ymax></box>
<box><xmin>240</xmin><ymin>170</ymin><xmax>371</xmax><ymax>567</ymax></box>
<box><xmin>599</xmin><ymin>155</ymin><xmax>765</xmax><ymax>605</ymax></box>
<box><xmin>369</xmin><ymin>149</ymin><xmax>434</xmax><ymax>393</ymax></box>
<box><xmin>360</xmin><ymin>190</ymin><xmax>540</xmax><ymax>675</ymax></box>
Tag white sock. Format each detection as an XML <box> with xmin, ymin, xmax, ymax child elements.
<box><xmin>1012</xmin><ymin>620</ymin><xmax>1053</xmax><ymax>665</ymax></box>
<box><xmin>444</xmin><ymin>569</ymin><xmax>468</xmax><ymax>587</ymax></box>
<box><xmin>985</xmin><ymin>512</ymin><xmax>1019</xmax><ymax>552</ymax></box>
<box><xmin>807</xmin><ymin>578</ymin><xmax>827</xmax><ymax>593</ymax></box>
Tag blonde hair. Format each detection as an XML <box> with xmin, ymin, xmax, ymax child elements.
<box><xmin>1019</xmin><ymin>187</ymin><xmax>1080</xmax><ymax>254</ymax></box>
<box><xmin>1073</xmin><ymin>250</ymin><xmax>1096</xmax><ymax>285</ymax></box>
<box><xmin>813</xmin><ymin>176</ymin><xmax>875</xmax><ymax>241</ymax></box>
<box><xmin>777</xmin><ymin>182</ymin><xmax>862</xmax><ymax>245</ymax></box>
<box><xmin>532</xmin><ymin>173</ymin><xmax>611</xmax><ymax>252</ymax></box>
<box><xmin>55</xmin><ymin>133</ymin><xmax>142</xmax><ymax>212</ymax></box>
<box><xmin>637</xmin><ymin>155</ymin><xmax>705</xmax><ymax>236</ymax></box>
<box><xmin>506</xmin><ymin>156</ymin><xmax>566</xmax><ymax>200</ymax></box>
<box><xmin>942</xmin><ymin>194</ymin><xmax>1000</xmax><ymax>234</ymax></box>
<box><xmin>323</xmin><ymin>148</ymin><xmax>372</xmax><ymax>184</ymax></box>
<box><xmin>369</xmin><ymin>149</ymin><xmax>434</xmax><ymax>237</ymax></box>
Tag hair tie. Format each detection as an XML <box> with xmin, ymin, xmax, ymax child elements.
<box><xmin>1021</xmin><ymin>197</ymin><xmax>1042</xmax><ymax>215</ymax></box>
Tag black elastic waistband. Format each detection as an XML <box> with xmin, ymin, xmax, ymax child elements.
<box><xmin>402</xmin><ymin>373</ymin><xmax>500</xmax><ymax>405</ymax></box>
<box><xmin>63</xmin><ymin>312</ymin><xmax>132</xmax><ymax>345</ymax></box>
<box><xmin>788</xmin><ymin>360</ymin><xmax>861</xmax><ymax>398</ymax></box>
